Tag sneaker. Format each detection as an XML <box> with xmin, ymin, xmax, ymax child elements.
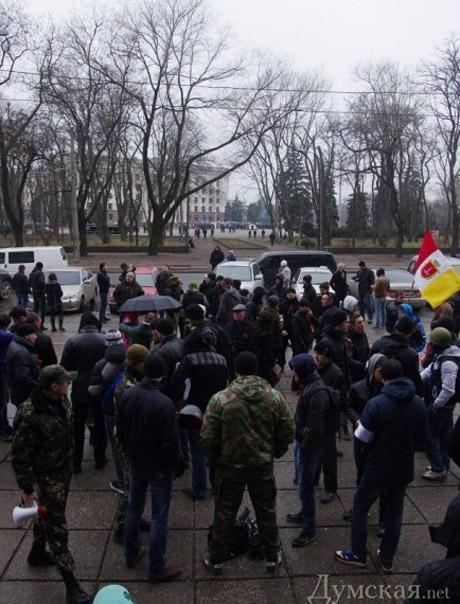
<box><xmin>126</xmin><ymin>547</ymin><xmax>145</xmax><ymax>569</ymax></box>
<box><xmin>376</xmin><ymin>549</ymin><xmax>393</xmax><ymax>574</ymax></box>
<box><xmin>201</xmin><ymin>552</ymin><xmax>223</xmax><ymax>576</ymax></box>
<box><xmin>51</xmin><ymin>327</ymin><xmax>57</xmax><ymax>332</ymax></box>
<box><xmin>109</xmin><ymin>480</ymin><xmax>125</xmax><ymax>495</ymax></box>
<box><xmin>421</xmin><ymin>469</ymin><xmax>447</xmax><ymax>481</ymax></box>
<box><xmin>320</xmin><ymin>492</ymin><xmax>336</xmax><ymax>504</ymax></box>
<box><xmin>148</xmin><ymin>565</ymin><xmax>182</xmax><ymax>583</ymax></box>
<box><xmin>265</xmin><ymin>550</ymin><xmax>283</xmax><ymax>574</ymax></box>
<box><xmin>59</xmin><ymin>326</ymin><xmax>66</xmax><ymax>332</ymax></box>
<box><xmin>292</xmin><ymin>531</ymin><xmax>316</xmax><ymax>547</ymax></box>
<box><xmin>65</xmin><ymin>582</ymin><xmax>92</xmax><ymax>604</ymax></box>
<box><xmin>335</xmin><ymin>549</ymin><xmax>367</xmax><ymax>568</ymax></box>
<box><xmin>286</xmin><ymin>512</ymin><xmax>303</xmax><ymax>525</ymax></box>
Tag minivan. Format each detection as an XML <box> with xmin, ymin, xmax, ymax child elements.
<box><xmin>254</xmin><ymin>250</ymin><xmax>337</xmax><ymax>287</ymax></box>
<box><xmin>0</xmin><ymin>246</ymin><xmax>68</xmax><ymax>274</ymax></box>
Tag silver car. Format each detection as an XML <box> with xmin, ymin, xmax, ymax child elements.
<box><xmin>349</xmin><ymin>268</ymin><xmax>426</xmax><ymax>309</ymax></box>
<box><xmin>214</xmin><ymin>260</ymin><xmax>264</xmax><ymax>293</ymax></box>
<box><xmin>294</xmin><ymin>267</ymin><xmax>334</xmax><ymax>299</ymax></box>
<box><xmin>29</xmin><ymin>268</ymin><xmax>98</xmax><ymax>312</ymax></box>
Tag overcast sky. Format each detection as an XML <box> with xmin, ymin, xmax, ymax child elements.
<box><xmin>23</xmin><ymin>0</ymin><xmax>460</xmax><ymax>201</ymax></box>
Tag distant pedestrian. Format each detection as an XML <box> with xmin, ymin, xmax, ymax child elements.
<box><xmin>45</xmin><ymin>272</ymin><xmax>64</xmax><ymax>332</ymax></box>
<box><xmin>269</xmin><ymin>232</ymin><xmax>275</xmax><ymax>246</ymax></box>
<box><xmin>261</xmin><ymin>229</ymin><xmax>266</xmax><ymax>239</ymax></box>
<box><xmin>203</xmin><ymin>228</ymin><xmax>208</xmax><ymax>239</ymax></box>
<box><xmin>97</xmin><ymin>262</ymin><xmax>111</xmax><ymax>323</ymax></box>
<box><xmin>352</xmin><ymin>261</ymin><xmax>375</xmax><ymax>325</ymax></box>
<box><xmin>373</xmin><ymin>268</ymin><xmax>390</xmax><ymax>329</ymax></box>
<box><xmin>29</xmin><ymin>262</ymin><xmax>46</xmax><ymax>330</ymax></box>
<box><xmin>226</xmin><ymin>250</ymin><xmax>236</xmax><ymax>261</ymax></box>
<box><xmin>211</xmin><ymin>227</ymin><xmax>215</xmax><ymax>237</ymax></box>
<box><xmin>11</xmin><ymin>264</ymin><xmax>29</xmax><ymax>309</ymax></box>
<box><xmin>330</xmin><ymin>263</ymin><xmax>348</xmax><ymax>306</ymax></box>
<box><xmin>209</xmin><ymin>245</ymin><xmax>225</xmax><ymax>271</ymax></box>
<box><xmin>254</xmin><ymin>230</ymin><xmax>257</xmax><ymax>239</ymax></box>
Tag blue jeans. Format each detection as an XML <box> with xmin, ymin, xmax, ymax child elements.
<box><xmin>358</xmin><ymin>291</ymin><xmax>373</xmax><ymax>322</ymax></box>
<box><xmin>124</xmin><ymin>466</ymin><xmax>173</xmax><ymax>576</ymax></box>
<box><xmin>296</xmin><ymin>444</ymin><xmax>323</xmax><ymax>537</ymax></box>
<box><xmin>374</xmin><ymin>297</ymin><xmax>386</xmax><ymax>328</ymax></box>
<box><xmin>16</xmin><ymin>293</ymin><xmax>29</xmax><ymax>309</ymax></box>
<box><xmin>351</xmin><ymin>474</ymin><xmax>406</xmax><ymax>563</ymax></box>
<box><xmin>188</xmin><ymin>429</ymin><xmax>207</xmax><ymax>498</ymax></box>
<box><xmin>104</xmin><ymin>414</ymin><xmax>124</xmax><ymax>484</ymax></box>
<box><xmin>99</xmin><ymin>291</ymin><xmax>108</xmax><ymax>321</ymax></box>
<box><xmin>425</xmin><ymin>407</ymin><xmax>453</xmax><ymax>473</ymax></box>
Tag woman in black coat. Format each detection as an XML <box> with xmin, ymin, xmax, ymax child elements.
<box><xmin>45</xmin><ymin>273</ymin><xmax>64</xmax><ymax>332</ymax></box>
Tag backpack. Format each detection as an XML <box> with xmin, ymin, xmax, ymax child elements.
<box><xmin>207</xmin><ymin>507</ymin><xmax>262</xmax><ymax>561</ymax></box>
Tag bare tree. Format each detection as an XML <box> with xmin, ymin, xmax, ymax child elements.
<box><xmin>342</xmin><ymin>63</ymin><xmax>422</xmax><ymax>255</ymax></box>
<box><xmin>95</xmin><ymin>0</ymin><xmax>305</xmax><ymax>254</ymax></box>
<box><xmin>421</xmin><ymin>38</ymin><xmax>460</xmax><ymax>254</ymax></box>
<box><xmin>43</xmin><ymin>14</ymin><xmax>131</xmax><ymax>255</ymax></box>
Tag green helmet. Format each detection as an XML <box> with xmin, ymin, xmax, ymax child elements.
<box><xmin>93</xmin><ymin>585</ymin><xmax>136</xmax><ymax>604</ymax></box>
<box><xmin>429</xmin><ymin>327</ymin><xmax>452</xmax><ymax>348</ymax></box>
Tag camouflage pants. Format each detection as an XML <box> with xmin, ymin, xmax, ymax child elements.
<box><xmin>33</xmin><ymin>473</ymin><xmax>74</xmax><ymax>574</ymax></box>
<box><xmin>210</xmin><ymin>464</ymin><xmax>279</xmax><ymax>563</ymax></box>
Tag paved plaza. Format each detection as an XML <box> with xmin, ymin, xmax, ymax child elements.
<box><xmin>0</xmin><ymin>307</ymin><xmax>457</xmax><ymax>604</ymax></box>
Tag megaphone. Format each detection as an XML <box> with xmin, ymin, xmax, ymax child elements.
<box><xmin>12</xmin><ymin>502</ymin><xmax>47</xmax><ymax>528</ymax></box>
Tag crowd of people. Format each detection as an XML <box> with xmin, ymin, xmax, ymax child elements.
<box><xmin>2</xmin><ymin>257</ymin><xmax>460</xmax><ymax>602</ymax></box>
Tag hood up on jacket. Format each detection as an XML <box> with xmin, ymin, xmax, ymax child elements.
<box><xmin>343</xmin><ymin>295</ymin><xmax>358</xmax><ymax>314</ymax></box>
<box><xmin>252</xmin><ymin>286</ymin><xmax>266</xmax><ymax>304</ymax></box>
<box><xmin>381</xmin><ymin>376</ymin><xmax>416</xmax><ymax>402</ymax></box>
<box><xmin>437</xmin><ymin>344</ymin><xmax>460</xmax><ymax>362</ymax></box>
<box><xmin>400</xmin><ymin>303</ymin><xmax>421</xmax><ymax>324</ymax></box>
<box><xmin>366</xmin><ymin>353</ymin><xmax>384</xmax><ymax>385</ymax></box>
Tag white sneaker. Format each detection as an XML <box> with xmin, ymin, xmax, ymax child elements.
<box><xmin>421</xmin><ymin>469</ymin><xmax>447</xmax><ymax>481</ymax></box>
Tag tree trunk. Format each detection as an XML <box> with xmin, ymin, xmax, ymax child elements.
<box><xmin>395</xmin><ymin>226</ymin><xmax>404</xmax><ymax>258</ymax></box>
<box><xmin>148</xmin><ymin>218</ymin><xmax>164</xmax><ymax>255</ymax></box>
<box><xmin>451</xmin><ymin>204</ymin><xmax>459</xmax><ymax>256</ymax></box>
<box><xmin>78</xmin><ymin>212</ymin><xmax>88</xmax><ymax>257</ymax></box>
<box><xmin>13</xmin><ymin>225</ymin><xmax>23</xmax><ymax>247</ymax></box>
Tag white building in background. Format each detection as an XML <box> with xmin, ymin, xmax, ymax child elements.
<box><xmin>106</xmin><ymin>160</ymin><xmax>230</xmax><ymax>228</ymax></box>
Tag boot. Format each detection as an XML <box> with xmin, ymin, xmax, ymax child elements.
<box><xmin>50</xmin><ymin>320</ymin><xmax>57</xmax><ymax>333</ymax></box>
<box><xmin>62</xmin><ymin>571</ymin><xmax>92</xmax><ymax>604</ymax></box>
<box><xmin>27</xmin><ymin>543</ymin><xmax>54</xmax><ymax>567</ymax></box>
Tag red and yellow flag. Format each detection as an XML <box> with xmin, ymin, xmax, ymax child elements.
<box><xmin>414</xmin><ymin>231</ymin><xmax>460</xmax><ymax>308</ymax></box>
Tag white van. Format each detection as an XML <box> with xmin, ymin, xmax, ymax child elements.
<box><xmin>0</xmin><ymin>246</ymin><xmax>68</xmax><ymax>274</ymax></box>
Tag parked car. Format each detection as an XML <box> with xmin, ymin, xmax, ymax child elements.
<box><xmin>349</xmin><ymin>268</ymin><xmax>426</xmax><ymax>309</ymax></box>
<box><xmin>214</xmin><ymin>260</ymin><xmax>263</xmax><ymax>293</ymax></box>
<box><xmin>293</xmin><ymin>267</ymin><xmax>334</xmax><ymax>299</ymax></box>
<box><xmin>408</xmin><ymin>254</ymin><xmax>460</xmax><ymax>276</ymax></box>
<box><xmin>109</xmin><ymin>266</ymin><xmax>158</xmax><ymax>313</ymax></box>
<box><xmin>27</xmin><ymin>268</ymin><xmax>98</xmax><ymax>312</ymax></box>
<box><xmin>253</xmin><ymin>250</ymin><xmax>337</xmax><ymax>287</ymax></box>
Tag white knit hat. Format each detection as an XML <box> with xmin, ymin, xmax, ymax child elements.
<box><xmin>105</xmin><ymin>329</ymin><xmax>122</xmax><ymax>346</ymax></box>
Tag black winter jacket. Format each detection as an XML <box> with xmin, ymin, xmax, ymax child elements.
<box><xmin>6</xmin><ymin>335</ymin><xmax>40</xmax><ymax>406</ymax></box>
<box><xmin>224</xmin><ymin>319</ymin><xmax>256</xmax><ymax>356</ymax></box>
<box><xmin>35</xmin><ymin>332</ymin><xmax>58</xmax><ymax>368</ymax></box>
<box><xmin>61</xmin><ymin>326</ymin><xmax>106</xmax><ymax>403</ymax></box>
<box><xmin>11</xmin><ymin>271</ymin><xmax>29</xmax><ymax>294</ymax></box>
<box><xmin>97</xmin><ymin>270</ymin><xmax>111</xmax><ymax>294</ymax></box>
<box><xmin>153</xmin><ymin>335</ymin><xmax>184</xmax><ymax>397</ymax></box>
<box><xmin>45</xmin><ymin>281</ymin><xmax>63</xmax><ymax>311</ymax></box>
<box><xmin>318</xmin><ymin>327</ymin><xmax>351</xmax><ymax>384</ymax></box>
<box><xmin>117</xmin><ymin>378</ymin><xmax>182</xmax><ymax>475</ymax></box>
<box><xmin>29</xmin><ymin>268</ymin><xmax>45</xmax><ymax>295</ymax></box>
<box><xmin>295</xmin><ymin>373</ymin><xmax>332</xmax><ymax>453</ymax></box>
<box><xmin>113</xmin><ymin>281</ymin><xmax>144</xmax><ymax>306</ymax></box>
<box><xmin>346</xmin><ymin>377</ymin><xmax>382</xmax><ymax>425</ymax></box>
<box><xmin>216</xmin><ymin>287</ymin><xmax>241</xmax><ymax>325</ymax></box>
<box><xmin>371</xmin><ymin>334</ymin><xmax>423</xmax><ymax>395</ymax></box>
<box><xmin>318</xmin><ymin>360</ymin><xmax>347</xmax><ymax>432</ymax></box>
<box><xmin>291</xmin><ymin>311</ymin><xmax>315</xmax><ymax>355</ymax></box>
<box><xmin>349</xmin><ymin>331</ymin><xmax>370</xmax><ymax>382</ymax></box>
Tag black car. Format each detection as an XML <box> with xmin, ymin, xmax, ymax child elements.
<box><xmin>253</xmin><ymin>250</ymin><xmax>337</xmax><ymax>287</ymax></box>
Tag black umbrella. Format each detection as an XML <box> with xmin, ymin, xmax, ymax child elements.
<box><xmin>118</xmin><ymin>295</ymin><xmax>182</xmax><ymax>314</ymax></box>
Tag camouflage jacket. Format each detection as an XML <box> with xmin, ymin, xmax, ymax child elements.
<box><xmin>11</xmin><ymin>387</ymin><xmax>73</xmax><ymax>494</ymax></box>
<box><xmin>201</xmin><ymin>375</ymin><xmax>295</xmax><ymax>467</ymax></box>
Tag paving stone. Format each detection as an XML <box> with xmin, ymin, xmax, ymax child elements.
<box><xmin>66</xmin><ymin>492</ymin><xmax>117</xmax><ymax>530</ymax></box>
<box><xmin>274</xmin><ymin>462</ymin><xmax>296</xmax><ymax>489</ymax></box>
<box><xmin>0</xmin><ymin>530</ymin><xmax>26</xmax><ymax>576</ymax></box>
<box><xmin>144</xmin><ymin>490</ymin><xmax>194</xmax><ymax>530</ymax></box>
<box><xmin>380</xmin><ymin>524</ymin><xmax>444</xmax><ymax>574</ymax></box>
<box><xmin>0</xmin><ymin>581</ymin><xmax>95</xmax><ymax>603</ymax></box>
<box><xmin>385</xmin><ymin>574</ymin><xmax>419</xmax><ymax>604</ymax></box>
<box><xmin>409</xmin><ymin>455</ymin><xmax>458</xmax><ymax>487</ymax></box>
<box><xmin>4</xmin><ymin>529</ymin><xmax>109</xmax><ymax>581</ymax></box>
<box><xmin>0</xmin><ymin>441</ymin><xmax>11</xmax><ymax>462</ymax></box>
<box><xmin>0</xmin><ymin>491</ymin><xmax>25</xmax><ymax>529</ymax></box>
<box><xmin>99</xmin><ymin>529</ymin><xmax>193</xmax><ymax>581</ymax></box>
<box><xmin>196</xmin><ymin>578</ymin><xmax>295</xmax><ymax>603</ymax></box>
<box><xmin>0</xmin><ymin>462</ymin><xmax>19</xmax><ymax>490</ymax></box>
<box><xmin>406</xmin><ymin>485</ymin><xmax>459</xmax><ymax>523</ymax></box>
<box><xmin>279</xmin><ymin>526</ymin><xmax>378</xmax><ymax>575</ymax></box>
<box><xmin>195</xmin><ymin>529</ymin><xmax>288</xmax><ymax>580</ymax></box>
<box><xmin>68</xmin><ymin>461</ymin><xmax>115</xmax><ymax>491</ymax></box>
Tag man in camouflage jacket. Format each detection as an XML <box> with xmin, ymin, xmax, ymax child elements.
<box><xmin>200</xmin><ymin>351</ymin><xmax>294</xmax><ymax>575</ymax></box>
<box><xmin>11</xmin><ymin>365</ymin><xmax>92</xmax><ymax>604</ymax></box>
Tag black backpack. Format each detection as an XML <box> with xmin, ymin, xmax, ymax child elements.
<box><xmin>207</xmin><ymin>507</ymin><xmax>262</xmax><ymax>561</ymax></box>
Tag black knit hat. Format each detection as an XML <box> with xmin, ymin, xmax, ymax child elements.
<box><xmin>185</xmin><ymin>304</ymin><xmax>205</xmax><ymax>321</ymax></box>
<box><xmin>144</xmin><ymin>354</ymin><xmax>166</xmax><ymax>379</ymax></box>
